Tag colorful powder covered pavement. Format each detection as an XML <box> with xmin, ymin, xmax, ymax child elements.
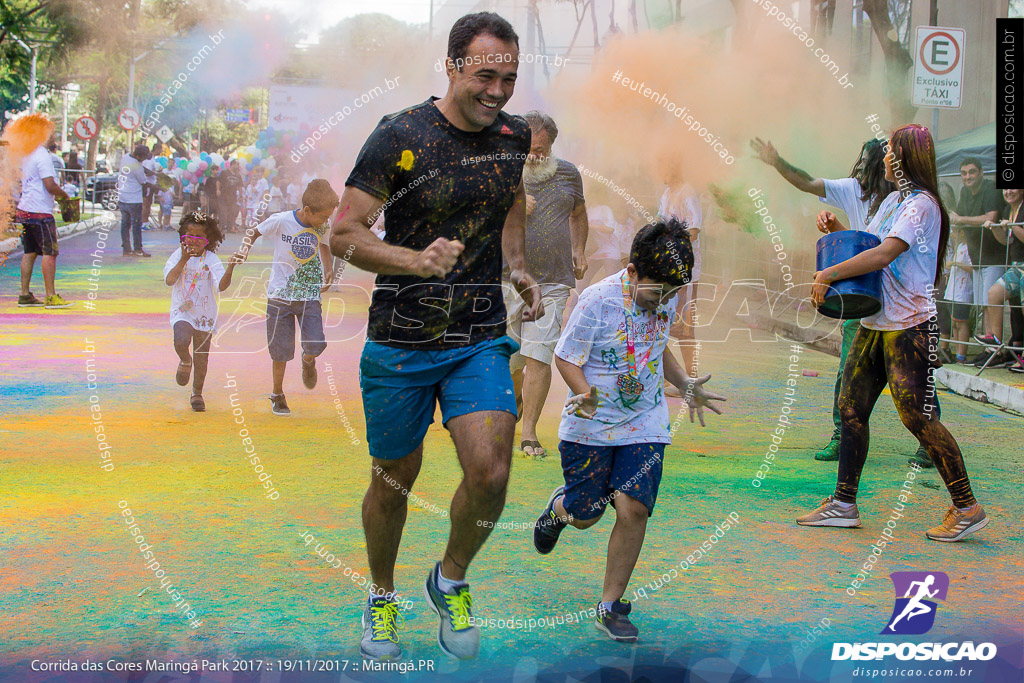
<box><xmin>1</xmin><ymin>224</ymin><xmax>1022</xmax><ymax>683</ymax></box>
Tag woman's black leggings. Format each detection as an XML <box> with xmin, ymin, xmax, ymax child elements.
<box><xmin>835</xmin><ymin>320</ymin><xmax>976</xmax><ymax>508</ymax></box>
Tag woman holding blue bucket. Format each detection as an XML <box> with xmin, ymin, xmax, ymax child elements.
<box><xmin>749</xmin><ymin>136</ymin><xmax>922</xmax><ymax>465</ymax></box>
<box><xmin>796</xmin><ymin>124</ymin><xmax>988</xmax><ymax>543</ymax></box>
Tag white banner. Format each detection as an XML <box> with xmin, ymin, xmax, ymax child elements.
<box><xmin>268</xmin><ymin>85</ymin><xmax>357</xmax><ymax>130</ymax></box>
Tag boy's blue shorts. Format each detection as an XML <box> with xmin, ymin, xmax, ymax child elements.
<box><xmin>559</xmin><ymin>441</ymin><xmax>666</xmax><ymax>520</ymax></box>
<box><xmin>359</xmin><ymin>336</ymin><xmax>519</xmax><ymax>459</ymax></box>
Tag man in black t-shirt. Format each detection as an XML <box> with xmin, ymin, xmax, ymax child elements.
<box><xmin>950</xmin><ymin>157</ymin><xmax>1006</xmax><ymax>347</ymax></box>
<box><xmin>201</xmin><ymin>165</ymin><xmax>222</xmax><ymax>220</ymax></box>
<box><xmin>330</xmin><ymin>11</ymin><xmax>542</xmax><ymax>662</ymax></box>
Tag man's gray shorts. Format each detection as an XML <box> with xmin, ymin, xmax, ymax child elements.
<box><xmin>266</xmin><ymin>298</ymin><xmax>327</xmax><ymax>362</ymax></box>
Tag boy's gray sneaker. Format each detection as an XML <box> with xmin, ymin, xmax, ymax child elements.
<box><xmin>360</xmin><ymin>596</ymin><xmax>402</xmax><ymax>660</ymax></box>
<box><xmin>595</xmin><ymin>602</ymin><xmax>639</xmax><ymax>642</ymax></box>
<box><xmin>269</xmin><ymin>393</ymin><xmax>290</xmax><ymax>416</ymax></box>
<box><xmin>533</xmin><ymin>486</ymin><xmax>568</xmax><ymax>554</ymax></box>
<box><xmin>424</xmin><ymin>562</ymin><xmax>479</xmax><ymax>659</ymax></box>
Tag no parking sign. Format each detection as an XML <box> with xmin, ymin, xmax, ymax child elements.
<box><xmin>913</xmin><ymin>27</ymin><xmax>965</xmax><ymax>109</ymax></box>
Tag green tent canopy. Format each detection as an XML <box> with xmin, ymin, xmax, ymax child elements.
<box><xmin>936</xmin><ymin>122</ymin><xmax>996</xmax><ymax>176</ymax></box>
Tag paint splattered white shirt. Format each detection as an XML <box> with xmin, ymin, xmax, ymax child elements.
<box><xmin>861</xmin><ymin>191</ymin><xmax>940</xmax><ymax>331</ymax></box>
<box><xmin>555</xmin><ymin>269</ymin><xmax>677</xmax><ymax>446</ymax></box>
<box><xmin>164</xmin><ymin>250</ymin><xmax>226</xmax><ymax>332</ymax></box>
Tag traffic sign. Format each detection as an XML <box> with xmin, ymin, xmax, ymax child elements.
<box><xmin>913</xmin><ymin>26</ymin><xmax>965</xmax><ymax>109</ymax></box>
<box><xmin>73</xmin><ymin>116</ymin><xmax>98</xmax><ymax>140</ymax></box>
<box><xmin>156</xmin><ymin>125</ymin><xmax>174</xmax><ymax>143</ymax></box>
<box><xmin>118</xmin><ymin>107</ymin><xmax>142</xmax><ymax>130</ymax></box>
<box><xmin>225</xmin><ymin>108</ymin><xmax>254</xmax><ymax>123</ymax></box>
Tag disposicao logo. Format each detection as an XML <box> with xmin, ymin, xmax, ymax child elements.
<box><xmin>831</xmin><ymin>571</ymin><xmax>997</xmax><ymax>662</ymax></box>
<box><xmin>884</xmin><ymin>571</ymin><xmax>948</xmax><ymax>635</ymax></box>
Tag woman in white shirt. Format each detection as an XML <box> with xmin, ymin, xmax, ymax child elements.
<box><xmin>796</xmin><ymin>124</ymin><xmax>988</xmax><ymax>543</ymax></box>
<box><xmin>751</xmin><ymin>136</ymin><xmax>902</xmax><ymax>463</ymax></box>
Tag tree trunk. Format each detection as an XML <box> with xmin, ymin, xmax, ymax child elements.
<box><xmin>563</xmin><ymin>0</ymin><xmax>589</xmax><ymax>60</ymax></box>
<box><xmin>86</xmin><ymin>74</ymin><xmax>110</xmax><ymax>171</ymax></box>
<box><xmin>591</xmin><ymin>0</ymin><xmax>600</xmax><ymax>49</ymax></box>
<box><xmin>862</xmin><ymin>0</ymin><xmax>917</xmax><ymax>124</ymax></box>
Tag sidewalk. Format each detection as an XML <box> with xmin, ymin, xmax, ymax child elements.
<box><xmin>748</xmin><ymin>288</ymin><xmax>1024</xmax><ymax>415</ymax></box>
<box><xmin>0</xmin><ymin>210</ymin><xmax>116</xmax><ymax>262</ymax></box>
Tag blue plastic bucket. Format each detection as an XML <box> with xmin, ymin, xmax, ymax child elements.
<box><xmin>815</xmin><ymin>231</ymin><xmax>883</xmax><ymax>319</ymax></box>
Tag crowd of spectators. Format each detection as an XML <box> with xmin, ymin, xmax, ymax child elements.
<box><xmin>936</xmin><ymin>157</ymin><xmax>1024</xmax><ymax>372</ymax></box>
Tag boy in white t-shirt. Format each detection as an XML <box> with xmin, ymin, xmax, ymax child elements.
<box><xmin>944</xmin><ymin>225</ymin><xmax>974</xmax><ymax>362</ymax></box>
<box><xmin>237</xmin><ymin>179</ymin><xmax>339</xmax><ymax>415</ymax></box>
<box><xmin>532</xmin><ymin>219</ymin><xmax>725</xmax><ymax>642</ymax></box>
<box><xmin>164</xmin><ymin>211</ymin><xmax>242</xmax><ymax>411</ymax></box>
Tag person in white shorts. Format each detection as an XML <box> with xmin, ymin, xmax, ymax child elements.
<box><xmin>504</xmin><ymin>111</ymin><xmax>587</xmax><ymax>459</ymax></box>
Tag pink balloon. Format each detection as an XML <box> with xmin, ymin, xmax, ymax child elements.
<box><xmin>198</xmin><ymin>161</ymin><xmax>208</xmax><ymax>171</ymax></box>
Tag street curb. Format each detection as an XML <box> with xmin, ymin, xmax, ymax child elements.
<box><xmin>749</xmin><ymin>313</ymin><xmax>1024</xmax><ymax>413</ymax></box>
<box><xmin>0</xmin><ymin>211</ymin><xmax>115</xmax><ymax>259</ymax></box>
<box><xmin>933</xmin><ymin>367</ymin><xmax>1024</xmax><ymax>414</ymax></box>
<box><xmin>751</xmin><ymin>313</ymin><xmax>841</xmax><ymax>357</ymax></box>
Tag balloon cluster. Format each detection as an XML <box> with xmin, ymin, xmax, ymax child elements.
<box><xmin>260</xmin><ymin>125</ymin><xmax>331</xmax><ymax>164</ymax></box>
<box><xmin>153</xmin><ymin>142</ymin><xmax>280</xmax><ymax>193</ymax></box>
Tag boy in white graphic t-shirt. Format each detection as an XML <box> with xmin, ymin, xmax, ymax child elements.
<box><xmin>237</xmin><ymin>179</ymin><xmax>339</xmax><ymax>416</ymax></box>
<box><xmin>532</xmin><ymin>219</ymin><xmax>725</xmax><ymax>643</ymax></box>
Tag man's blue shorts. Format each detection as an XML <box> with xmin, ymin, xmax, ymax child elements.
<box><xmin>559</xmin><ymin>441</ymin><xmax>666</xmax><ymax>520</ymax></box>
<box><xmin>359</xmin><ymin>336</ymin><xmax>519</xmax><ymax>459</ymax></box>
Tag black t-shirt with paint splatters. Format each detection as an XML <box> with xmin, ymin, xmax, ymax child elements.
<box><xmin>347</xmin><ymin>97</ymin><xmax>531</xmax><ymax>349</ymax></box>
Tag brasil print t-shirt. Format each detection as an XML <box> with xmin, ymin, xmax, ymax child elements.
<box><xmin>257</xmin><ymin>210</ymin><xmax>326</xmax><ymax>301</ymax></box>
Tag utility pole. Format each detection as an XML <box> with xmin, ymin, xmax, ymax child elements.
<box><xmin>127</xmin><ymin>35</ymin><xmax>179</xmax><ymax>148</ymax></box>
<box><xmin>930</xmin><ymin>0</ymin><xmax>939</xmax><ymax>140</ymax></box>
<box><xmin>61</xmin><ymin>90</ymin><xmax>69</xmax><ymax>150</ymax></box>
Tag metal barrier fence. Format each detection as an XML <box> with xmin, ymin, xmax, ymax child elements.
<box><xmin>700</xmin><ymin>217</ymin><xmax>1024</xmax><ymax>376</ymax></box>
<box><xmin>59</xmin><ymin>167</ymin><xmax>118</xmax><ymax>214</ymax></box>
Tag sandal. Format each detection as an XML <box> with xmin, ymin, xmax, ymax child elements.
<box><xmin>520</xmin><ymin>440</ymin><xmax>547</xmax><ymax>459</ymax></box>
<box><xmin>175</xmin><ymin>360</ymin><xmax>192</xmax><ymax>386</ymax></box>
<box><xmin>190</xmin><ymin>394</ymin><xmax>206</xmax><ymax>412</ymax></box>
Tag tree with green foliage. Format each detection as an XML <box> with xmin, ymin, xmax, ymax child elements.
<box><xmin>0</xmin><ymin>0</ymin><xmax>85</xmax><ymax>117</ymax></box>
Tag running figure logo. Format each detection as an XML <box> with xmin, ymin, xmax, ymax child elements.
<box><xmin>883</xmin><ymin>571</ymin><xmax>949</xmax><ymax>635</ymax></box>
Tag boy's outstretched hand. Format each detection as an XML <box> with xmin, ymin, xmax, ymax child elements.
<box><xmin>228</xmin><ymin>251</ymin><xmax>247</xmax><ymax>266</ymax></box>
<box><xmin>564</xmin><ymin>386</ymin><xmax>600</xmax><ymax>419</ymax></box>
<box><xmin>672</xmin><ymin>374</ymin><xmax>726</xmax><ymax>427</ymax></box>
